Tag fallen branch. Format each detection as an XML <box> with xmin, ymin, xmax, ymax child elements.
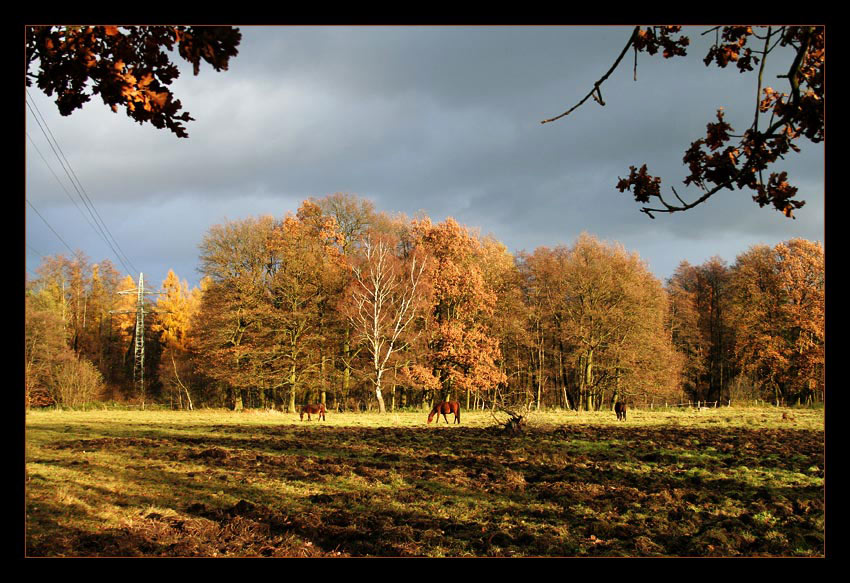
<box><xmin>483</xmin><ymin>392</ymin><xmax>528</xmax><ymax>434</ymax></box>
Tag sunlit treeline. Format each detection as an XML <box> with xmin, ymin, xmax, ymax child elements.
<box><xmin>25</xmin><ymin>194</ymin><xmax>824</xmax><ymax>411</ymax></box>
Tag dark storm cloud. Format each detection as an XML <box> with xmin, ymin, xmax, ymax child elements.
<box><xmin>25</xmin><ymin>26</ymin><xmax>824</xmax><ymax>290</ymax></box>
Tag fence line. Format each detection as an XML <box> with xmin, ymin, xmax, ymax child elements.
<box><xmin>651</xmin><ymin>400</ymin><xmax>726</xmax><ymax>409</ymax></box>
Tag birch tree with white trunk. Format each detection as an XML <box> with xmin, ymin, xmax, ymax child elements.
<box><xmin>350</xmin><ymin>237</ymin><xmax>426</xmax><ymax>413</ymax></box>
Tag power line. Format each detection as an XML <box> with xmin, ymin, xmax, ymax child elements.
<box><xmin>26</xmin><ymin>131</ymin><xmax>105</xmax><ymax>240</ymax></box>
<box><xmin>25</xmin><ymin>91</ymin><xmax>139</xmax><ymax>276</ymax></box>
<box><xmin>26</xmin><ymin>243</ymin><xmax>45</xmax><ymax>259</ymax></box>
<box><xmin>26</xmin><ymin>198</ymin><xmax>75</xmax><ymax>255</ymax></box>
<box><xmin>25</xmin><ymin>96</ymin><xmax>138</xmax><ymax>275</ymax></box>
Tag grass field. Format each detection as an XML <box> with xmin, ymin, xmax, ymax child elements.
<box><xmin>24</xmin><ymin>406</ymin><xmax>825</xmax><ymax>557</ymax></box>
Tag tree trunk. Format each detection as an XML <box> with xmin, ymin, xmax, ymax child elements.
<box><xmin>578</xmin><ymin>353</ymin><xmax>587</xmax><ymax>411</ymax></box>
<box><xmin>375</xmin><ymin>382</ymin><xmax>386</xmax><ymax>414</ymax></box>
<box><xmin>584</xmin><ymin>349</ymin><xmax>595</xmax><ymax>411</ymax></box>
<box><xmin>537</xmin><ymin>340</ymin><xmax>544</xmax><ymax>411</ymax></box>
<box><xmin>343</xmin><ymin>327</ymin><xmax>352</xmax><ymax>400</ymax></box>
<box><xmin>320</xmin><ymin>354</ymin><xmax>327</xmax><ymax>406</ymax></box>
<box><xmin>171</xmin><ymin>353</ymin><xmax>193</xmax><ymax>411</ymax></box>
<box><xmin>288</xmin><ymin>364</ymin><xmax>297</xmax><ymax>413</ymax></box>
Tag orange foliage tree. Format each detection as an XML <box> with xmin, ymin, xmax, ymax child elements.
<box><xmin>531</xmin><ymin>234</ymin><xmax>680</xmax><ymax>411</ymax></box>
<box><xmin>193</xmin><ymin>203</ymin><xmax>345</xmax><ymax>411</ymax></box>
<box><xmin>730</xmin><ymin>239</ymin><xmax>824</xmax><ymax>405</ymax></box>
<box><xmin>26</xmin><ymin>252</ymin><xmax>129</xmax><ymax>405</ymax></box>
<box><xmin>26</xmin><ymin>26</ymin><xmax>241</xmax><ymax>138</ymax></box>
<box><xmin>666</xmin><ymin>258</ymin><xmax>737</xmax><ymax>403</ymax></box>
<box><xmin>411</xmin><ymin>217</ymin><xmax>507</xmax><ymax>406</ymax></box>
<box><xmin>517</xmin><ymin>245</ymin><xmax>577</xmax><ymax>409</ymax></box>
<box><xmin>192</xmin><ymin>215</ymin><xmax>278</xmax><ymax>409</ymax></box>
<box><xmin>314</xmin><ymin>193</ymin><xmax>379</xmax><ymax>408</ymax></box>
<box><xmin>152</xmin><ymin>269</ymin><xmax>201</xmax><ymax>409</ymax></box>
<box><xmin>544</xmin><ymin>26</ymin><xmax>823</xmax><ymax>219</ymax></box>
<box><xmin>477</xmin><ymin>237</ymin><xmax>528</xmax><ymax>410</ymax></box>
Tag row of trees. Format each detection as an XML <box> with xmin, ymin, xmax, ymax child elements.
<box><xmin>667</xmin><ymin>238</ymin><xmax>824</xmax><ymax>406</ymax></box>
<box><xmin>25</xmin><ymin>194</ymin><xmax>824</xmax><ymax>411</ymax></box>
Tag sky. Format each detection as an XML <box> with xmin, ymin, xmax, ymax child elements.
<box><xmin>24</xmin><ymin>25</ymin><xmax>825</xmax><ymax>292</ymax></box>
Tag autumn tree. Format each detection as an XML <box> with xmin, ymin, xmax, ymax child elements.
<box><xmin>666</xmin><ymin>258</ymin><xmax>737</xmax><ymax>403</ymax></box>
<box><xmin>314</xmin><ymin>192</ymin><xmax>376</xmax><ymax>255</ymax></box>
<box><xmin>152</xmin><ymin>270</ymin><xmax>201</xmax><ymax>409</ymax></box>
<box><xmin>65</xmin><ymin>251</ymin><xmax>91</xmax><ymax>355</ymax></box>
<box><xmin>518</xmin><ymin>246</ymin><xmax>577</xmax><ymax>410</ymax></box>
<box><xmin>730</xmin><ymin>239</ymin><xmax>824</xmax><ymax>405</ymax></box>
<box><xmin>26</xmin><ymin>253</ymin><xmax>124</xmax><ymax>407</ymax></box>
<box><xmin>193</xmin><ymin>215</ymin><xmax>277</xmax><ymax>409</ymax></box>
<box><xmin>313</xmin><ymin>193</ymin><xmax>378</xmax><ymax>407</ymax></box>
<box><xmin>85</xmin><ymin>259</ymin><xmax>123</xmax><ymax>372</ymax></box>
<box><xmin>113</xmin><ymin>274</ymin><xmax>139</xmax><ymax>358</ymax></box>
<box><xmin>412</xmin><ymin>217</ymin><xmax>507</xmax><ymax>406</ymax></box>
<box><xmin>30</xmin><ymin>254</ymin><xmax>73</xmax><ymax>337</ymax></box>
<box><xmin>265</xmin><ymin>202</ymin><xmax>346</xmax><ymax>412</ymax></box>
<box><xmin>477</xmin><ymin>237</ymin><xmax>528</xmax><ymax>410</ymax></box>
<box><xmin>543</xmin><ymin>234</ymin><xmax>679</xmax><ymax>411</ymax></box>
<box><xmin>25</xmin><ymin>293</ymin><xmax>67</xmax><ymax>407</ymax></box>
<box><xmin>544</xmin><ymin>26</ymin><xmax>824</xmax><ymax>219</ymax></box>
<box><xmin>773</xmin><ymin>239</ymin><xmax>824</xmax><ymax>402</ymax></box>
<box><xmin>348</xmin><ymin>234</ymin><xmax>427</xmax><ymax>413</ymax></box>
<box><xmin>666</xmin><ymin>262</ymin><xmax>705</xmax><ymax>401</ymax></box>
<box><xmin>26</xmin><ymin>25</ymin><xmax>241</xmax><ymax>138</ymax></box>
<box><xmin>193</xmin><ymin>204</ymin><xmax>345</xmax><ymax>412</ymax></box>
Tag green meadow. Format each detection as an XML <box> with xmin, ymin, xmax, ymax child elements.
<box><xmin>25</xmin><ymin>406</ymin><xmax>824</xmax><ymax>557</ymax></box>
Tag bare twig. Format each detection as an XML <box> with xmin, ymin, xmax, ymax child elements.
<box><xmin>633</xmin><ymin>45</ymin><xmax>638</xmax><ymax>81</ymax></box>
<box><xmin>541</xmin><ymin>26</ymin><xmax>639</xmax><ymax>124</ymax></box>
<box><xmin>754</xmin><ymin>26</ymin><xmax>772</xmax><ymax>132</ymax></box>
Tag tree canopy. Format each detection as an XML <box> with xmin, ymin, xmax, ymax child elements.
<box><xmin>25</xmin><ymin>198</ymin><xmax>823</xmax><ymax>412</ymax></box>
<box><xmin>26</xmin><ymin>25</ymin><xmax>241</xmax><ymax>138</ymax></box>
<box><xmin>543</xmin><ymin>25</ymin><xmax>824</xmax><ymax>219</ymax></box>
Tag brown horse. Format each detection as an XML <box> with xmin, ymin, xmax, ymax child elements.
<box><xmin>614</xmin><ymin>401</ymin><xmax>627</xmax><ymax>421</ymax></box>
<box><xmin>300</xmin><ymin>403</ymin><xmax>326</xmax><ymax>421</ymax></box>
<box><xmin>428</xmin><ymin>401</ymin><xmax>460</xmax><ymax>425</ymax></box>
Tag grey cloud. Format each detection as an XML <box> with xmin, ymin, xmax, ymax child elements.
<box><xmin>25</xmin><ymin>25</ymin><xmax>824</xmax><ymax>289</ymax></box>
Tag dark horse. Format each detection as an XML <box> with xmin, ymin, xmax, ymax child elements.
<box><xmin>614</xmin><ymin>401</ymin><xmax>627</xmax><ymax>421</ymax></box>
<box><xmin>300</xmin><ymin>403</ymin><xmax>326</xmax><ymax>421</ymax></box>
<box><xmin>428</xmin><ymin>401</ymin><xmax>461</xmax><ymax>425</ymax></box>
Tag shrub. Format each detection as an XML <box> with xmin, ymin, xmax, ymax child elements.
<box><xmin>49</xmin><ymin>355</ymin><xmax>105</xmax><ymax>408</ymax></box>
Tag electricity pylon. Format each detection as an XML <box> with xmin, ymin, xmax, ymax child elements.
<box><xmin>111</xmin><ymin>273</ymin><xmax>165</xmax><ymax>409</ymax></box>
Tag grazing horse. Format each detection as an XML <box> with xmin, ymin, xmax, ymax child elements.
<box><xmin>300</xmin><ymin>403</ymin><xmax>326</xmax><ymax>421</ymax></box>
<box><xmin>614</xmin><ymin>401</ymin><xmax>627</xmax><ymax>421</ymax></box>
<box><xmin>428</xmin><ymin>401</ymin><xmax>461</xmax><ymax>425</ymax></box>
